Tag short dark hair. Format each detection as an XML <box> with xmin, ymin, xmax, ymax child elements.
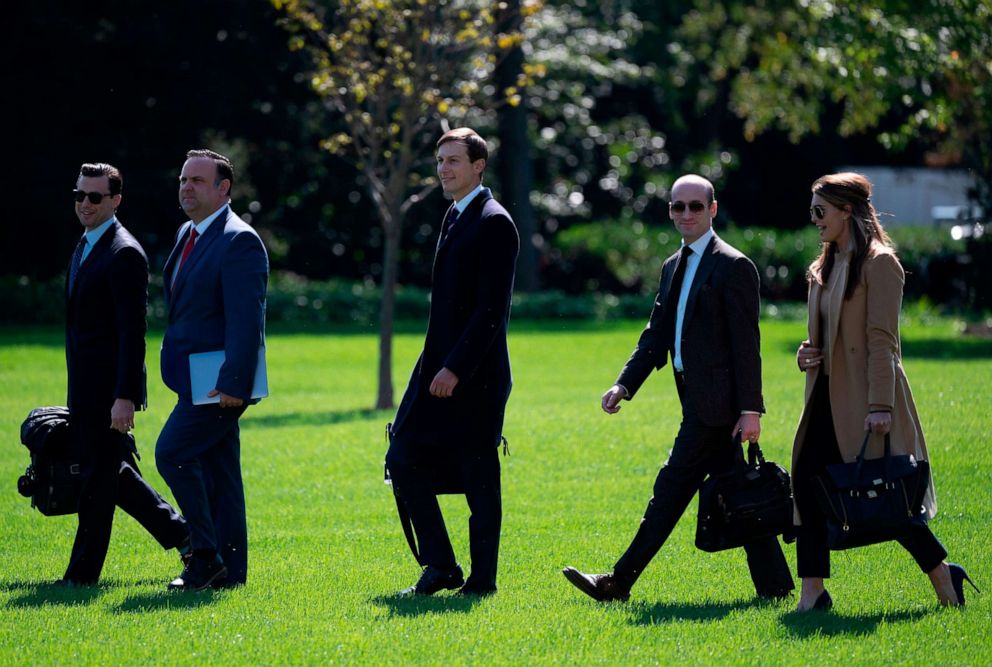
<box><xmin>79</xmin><ymin>162</ymin><xmax>123</xmax><ymax>196</ymax></box>
<box><xmin>186</xmin><ymin>149</ymin><xmax>234</xmax><ymax>197</ymax></box>
<box><xmin>436</xmin><ymin>128</ymin><xmax>489</xmax><ymax>164</ymax></box>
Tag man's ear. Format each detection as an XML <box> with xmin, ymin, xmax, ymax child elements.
<box><xmin>473</xmin><ymin>159</ymin><xmax>486</xmax><ymax>176</ymax></box>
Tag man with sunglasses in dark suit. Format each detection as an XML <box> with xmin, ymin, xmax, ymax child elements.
<box><xmin>386</xmin><ymin>128</ymin><xmax>519</xmax><ymax>597</ymax></box>
<box><xmin>155</xmin><ymin>149</ymin><xmax>268</xmax><ymax>591</ymax></box>
<box><xmin>60</xmin><ymin>163</ymin><xmax>190</xmax><ymax>586</ymax></box>
<box><xmin>563</xmin><ymin>174</ymin><xmax>794</xmax><ymax>602</ymax></box>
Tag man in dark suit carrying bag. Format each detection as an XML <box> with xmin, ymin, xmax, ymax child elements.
<box><xmin>563</xmin><ymin>174</ymin><xmax>794</xmax><ymax>602</ymax></box>
<box><xmin>155</xmin><ymin>150</ymin><xmax>268</xmax><ymax>591</ymax></box>
<box><xmin>60</xmin><ymin>162</ymin><xmax>189</xmax><ymax>586</ymax></box>
<box><xmin>386</xmin><ymin>128</ymin><xmax>519</xmax><ymax>597</ymax></box>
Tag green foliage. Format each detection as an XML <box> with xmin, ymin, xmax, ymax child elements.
<box><xmin>1</xmin><ymin>322</ymin><xmax>989</xmax><ymax>664</ymax></box>
<box><xmin>674</xmin><ymin>0</ymin><xmax>992</xmax><ymax>208</ymax></box>
<box><xmin>553</xmin><ymin>221</ymin><xmax>969</xmax><ymax>300</ymax></box>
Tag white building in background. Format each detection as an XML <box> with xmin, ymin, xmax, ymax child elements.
<box><xmin>840</xmin><ymin>167</ymin><xmax>981</xmax><ymax>227</ymax></box>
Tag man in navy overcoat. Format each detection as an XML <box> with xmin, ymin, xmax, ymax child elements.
<box><xmin>387</xmin><ymin>128</ymin><xmax>520</xmax><ymax>597</ymax></box>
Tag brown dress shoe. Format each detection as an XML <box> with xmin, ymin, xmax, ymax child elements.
<box><xmin>562</xmin><ymin>566</ymin><xmax>630</xmax><ymax>602</ymax></box>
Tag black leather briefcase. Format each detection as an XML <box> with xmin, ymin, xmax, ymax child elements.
<box><xmin>696</xmin><ymin>437</ymin><xmax>796</xmax><ymax>552</ymax></box>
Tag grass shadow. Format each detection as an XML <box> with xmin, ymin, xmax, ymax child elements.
<box><xmin>780</xmin><ymin>607</ymin><xmax>929</xmax><ymax>637</ymax></box>
<box><xmin>628</xmin><ymin>597</ymin><xmax>771</xmax><ymax>625</ymax></box>
<box><xmin>3</xmin><ymin>581</ymin><xmax>103</xmax><ymax>608</ymax></box>
<box><xmin>369</xmin><ymin>593</ymin><xmax>483</xmax><ymax>618</ymax></box>
<box><xmin>244</xmin><ymin>407</ymin><xmax>389</xmax><ymax>429</ymax></box>
<box><xmin>111</xmin><ymin>589</ymin><xmax>224</xmax><ymax>613</ymax></box>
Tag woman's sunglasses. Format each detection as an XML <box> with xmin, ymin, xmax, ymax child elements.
<box><xmin>810</xmin><ymin>204</ymin><xmax>826</xmax><ymax>220</ymax></box>
<box><xmin>73</xmin><ymin>190</ymin><xmax>114</xmax><ymax>204</ymax></box>
<box><xmin>670</xmin><ymin>200</ymin><xmax>707</xmax><ymax>213</ymax></box>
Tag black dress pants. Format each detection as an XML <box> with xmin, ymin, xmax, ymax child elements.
<box><xmin>793</xmin><ymin>374</ymin><xmax>947</xmax><ymax>578</ymax></box>
<box><xmin>386</xmin><ymin>425</ymin><xmax>502</xmax><ymax>590</ymax></box>
<box><xmin>612</xmin><ymin>385</ymin><xmax>794</xmax><ymax>597</ymax></box>
<box><xmin>64</xmin><ymin>418</ymin><xmax>188</xmax><ymax>584</ymax></box>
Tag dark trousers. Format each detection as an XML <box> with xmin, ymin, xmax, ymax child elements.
<box><xmin>793</xmin><ymin>374</ymin><xmax>947</xmax><ymax>578</ymax></box>
<box><xmin>64</xmin><ymin>419</ymin><xmax>188</xmax><ymax>584</ymax></box>
<box><xmin>156</xmin><ymin>399</ymin><xmax>249</xmax><ymax>584</ymax></box>
<box><xmin>386</xmin><ymin>430</ymin><xmax>502</xmax><ymax>590</ymax></box>
<box><xmin>612</xmin><ymin>382</ymin><xmax>794</xmax><ymax>596</ymax></box>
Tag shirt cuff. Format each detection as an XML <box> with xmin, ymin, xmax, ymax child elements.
<box><xmin>740</xmin><ymin>410</ymin><xmax>761</xmax><ymax>416</ymax></box>
<box><xmin>617</xmin><ymin>383</ymin><xmax>629</xmax><ymax>398</ymax></box>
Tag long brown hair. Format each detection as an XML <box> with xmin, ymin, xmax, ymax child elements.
<box><xmin>808</xmin><ymin>172</ymin><xmax>894</xmax><ymax>299</ymax></box>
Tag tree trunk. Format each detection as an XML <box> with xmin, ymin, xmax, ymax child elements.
<box><xmin>495</xmin><ymin>0</ymin><xmax>539</xmax><ymax>291</ymax></box>
<box><xmin>376</xmin><ymin>212</ymin><xmax>402</xmax><ymax>410</ymax></box>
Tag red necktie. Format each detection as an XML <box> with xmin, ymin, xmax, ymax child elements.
<box><xmin>176</xmin><ymin>228</ymin><xmax>199</xmax><ymax>276</ymax></box>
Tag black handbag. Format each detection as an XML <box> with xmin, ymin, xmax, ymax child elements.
<box><xmin>18</xmin><ymin>406</ymin><xmax>81</xmax><ymax>516</ymax></box>
<box><xmin>813</xmin><ymin>431</ymin><xmax>930</xmax><ymax>550</ymax></box>
<box><xmin>695</xmin><ymin>436</ymin><xmax>796</xmax><ymax>552</ymax></box>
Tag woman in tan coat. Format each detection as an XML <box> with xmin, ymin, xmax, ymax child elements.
<box><xmin>791</xmin><ymin>172</ymin><xmax>977</xmax><ymax>611</ymax></box>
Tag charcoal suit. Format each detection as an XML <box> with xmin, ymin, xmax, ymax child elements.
<box><xmin>611</xmin><ymin>233</ymin><xmax>794</xmax><ymax>596</ymax></box>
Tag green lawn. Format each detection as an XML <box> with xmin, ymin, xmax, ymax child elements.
<box><xmin>0</xmin><ymin>320</ymin><xmax>989</xmax><ymax>665</ymax></box>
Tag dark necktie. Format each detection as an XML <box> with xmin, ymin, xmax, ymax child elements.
<box><xmin>667</xmin><ymin>245</ymin><xmax>693</xmax><ymax>313</ymax></box>
<box><xmin>68</xmin><ymin>237</ymin><xmax>87</xmax><ymax>292</ymax></box>
<box><xmin>440</xmin><ymin>206</ymin><xmax>460</xmax><ymax>244</ymax></box>
<box><xmin>173</xmin><ymin>228</ymin><xmax>199</xmax><ymax>284</ymax></box>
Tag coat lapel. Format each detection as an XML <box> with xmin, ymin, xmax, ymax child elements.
<box><xmin>437</xmin><ymin>188</ymin><xmax>491</xmax><ymax>254</ymax></box>
<box><xmin>681</xmin><ymin>235</ymin><xmax>718</xmax><ymax>330</ymax></box>
<box><xmin>68</xmin><ymin>221</ymin><xmax>119</xmax><ymax>300</ymax></box>
<box><xmin>168</xmin><ymin>207</ymin><xmax>228</xmax><ymax>304</ymax></box>
<box><xmin>824</xmin><ymin>259</ymin><xmax>848</xmax><ymax>363</ymax></box>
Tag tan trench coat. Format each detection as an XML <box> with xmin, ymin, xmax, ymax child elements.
<box><xmin>791</xmin><ymin>246</ymin><xmax>936</xmax><ymax>523</ymax></box>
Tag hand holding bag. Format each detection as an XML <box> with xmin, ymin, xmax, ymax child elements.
<box><xmin>695</xmin><ymin>436</ymin><xmax>796</xmax><ymax>552</ymax></box>
<box><xmin>813</xmin><ymin>431</ymin><xmax>930</xmax><ymax>550</ymax></box>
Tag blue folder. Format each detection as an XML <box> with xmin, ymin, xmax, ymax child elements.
<box><xmin>189</xmin><ymin>347</ymin><xmax>268</xmax><ymax>405</ymax></box>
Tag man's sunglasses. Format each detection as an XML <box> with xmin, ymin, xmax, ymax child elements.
<box><xmin>810</xmin><ymin>204</ymin><xmax>826</xmax><ymax>220</ymax></box>
<box><xmin>670</xmin><ymin>200</ymin><xmax>707</xmax><ymax>213</ymax></box>
<box><xmin>73</xmin><ymin>190</ymin><xmax>114</xmax><ymax>204</ymax></box>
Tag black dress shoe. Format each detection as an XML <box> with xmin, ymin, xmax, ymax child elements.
<box><xmin>757</xmin><ymin>587</ymin><xmax>793</xmax><ymax>600</ymax></box>
<box><xmin>168</xmin><ymin>554</ymin><xmax>228</xmax><ymax>592</ymax></box>
<box><xmin>398</xmin><ymin>565</ymin><xmax>465</xmax><ymax>597</ymax></box>
<box><xmin>948</xmin><ymin>563</ymin><xmax>980</xmax><ymax>606</ymax></box>
<box><xmin>562</xmin><ymin>567</ymin><xmax>630</xmax><ymax>602</ymax></box>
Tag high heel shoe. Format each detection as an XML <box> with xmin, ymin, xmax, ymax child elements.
<box><xmin>797</xmin><ymin>589</ymin><xmax>832</xmax><ymax>612</ymax></box>
<box><xmin>948</xmin><ymin>563</ymin><xmax>980</xmax><ymax>606</ymax></box>
<box><xmin>812</xmin><ymin>590</ymin><xmax>833</xmax><ymax>611</ymax></box>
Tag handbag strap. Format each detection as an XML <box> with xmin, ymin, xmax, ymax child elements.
<box><xmin>385</xmin><ymin>422</ymin><xmax>425</xmax><ymax>567</ymax></box>
<box><xmin>854</xmin><ymin>430</ymin><xmax>895</xmax><ymax>482</ymax></box>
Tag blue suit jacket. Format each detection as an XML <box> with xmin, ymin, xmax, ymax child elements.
<box><xmin>161</xmin><ymin>206</ymin><xmax>268</xmax><ymax>400</ymax></box>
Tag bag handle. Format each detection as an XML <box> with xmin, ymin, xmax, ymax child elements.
<box><xmin>853</xmin><ymin>430</ymin><xmax>893</xmax><ymax>482</ymax></box>
<box><xmin>732</xmin><ymin>430</ymin><xmax>765</xmax><ymax>467</ymax></box>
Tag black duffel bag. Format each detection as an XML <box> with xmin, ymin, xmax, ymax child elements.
<box><xmin>696</xmin><ymin>436</ymin><xmax>796</xmax><ymax>552</ymax></box>
<box><xmin>18</xmin><ymin>406</ymin><xmax>81</xmax><ymax>516</ymax></box>
<box><xmin>813</xmin><ymin>431</ymin><xmax>930</xmax><ymax>550</ymax></box>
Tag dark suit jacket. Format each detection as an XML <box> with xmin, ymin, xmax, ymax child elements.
<box><xmin>393</xmin><ymin>188</ymin><xmax>520</xmax><ymax>448</ymax></box>
<box><xmin>160</xmin><ymin>206</ymin><xmax>268</xmax><ymax>400</ymax></box>
<box><xmin>65</xmin><ymin>220</ymin><xmax>147</xmax><ymax>419</ymax></box>
<box><xmin>617</xmin><ymin>234</ymin><xmax>764</xmax><ymax>426</ymax></box>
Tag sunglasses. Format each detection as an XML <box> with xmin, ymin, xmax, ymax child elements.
<box><xmin>670</xmin><ymin>200</ymin><xmax>707</xmax><ymax>213</ymax></box>
<box><xmin>810</xmin><ymin>205</ymin><xmax>826</xmax><ymax>220</ymax></box>
<box><xmin>73</xmin><ymin>190</ymin><xmax>114</xmax><ymax>204</ymax></box>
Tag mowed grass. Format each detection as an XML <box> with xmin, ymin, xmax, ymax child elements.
<box><xmin>0</xmin><ymin>319</ymin><xmax>989</xmax><ymax>666</ymax></box>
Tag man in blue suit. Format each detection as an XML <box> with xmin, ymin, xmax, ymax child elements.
<box><xmin>156</xmin><ymin>149</ymin><xmax>268</xmax><ymax>591</ymax></box>
<box><xmin>61</xmin><ymin>162</ymin><xmax>190</xmax><ymax>585</ymax></box>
